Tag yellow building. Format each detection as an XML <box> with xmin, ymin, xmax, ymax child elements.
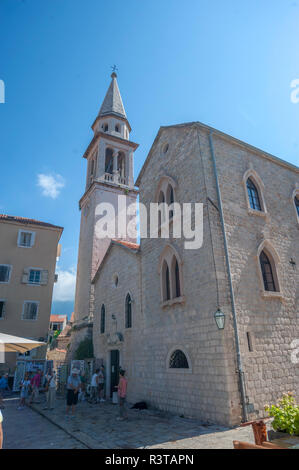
<box><xmin>0</xmin><ymin>214</ymin><xmax>63</xmax><ymax>373</ymax></box>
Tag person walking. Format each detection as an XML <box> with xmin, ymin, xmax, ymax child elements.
<box><xmin>90</xmin><ymin>369</ymin><xmax>99</xmax><ymax>404</ymax></box>
<box><xmin>0</xmin><ymin>374</ymin><xmax>10</xmax><ymax>398</ymax></box>
<box><xmin>66</xmin><ymin>369</ymin><xmax>81</xmax><ymax>418</ymax></box>
<box><xmin>79</xmin><ymin>370</ymin><xmax>87</xmax><ymax>402</ymax></box>
<box><xmin>18</xmin><ymin>373</ymin><xmax>31</xmax><ymax>410</ymax></box>
<box><xmin>29</xmin><ymin>370</ymin><xmax>41</xmax><ymax>404</ymax></box>
<box><xmin>43</xmin><ymin>369</ymin><xmax>51</xmax><ymax>405</ymax></box>
<box><xmin>43</xmin><ymin>370</ymin><xmax>56</xmax><ymax>410</ymax></box>
<box><xmin>116</xmin><ymin>369</ymin><xmax>128</xmax><ymax>421</ymax></box>
<box><xmin>98</xmin><ymin>366</ymin><xmax>105</xmax><ymax>402</ymax></box>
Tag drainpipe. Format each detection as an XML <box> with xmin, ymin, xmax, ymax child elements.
<box><xmin>208</xmin><ymin>131</ymin><xmax>248</xmax><ymax>423</ymax></box>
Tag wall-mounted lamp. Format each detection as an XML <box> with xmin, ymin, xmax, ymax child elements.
<box><xmin>214</xmin><ymin>308</ymin><xmax>225</xmax><ymax>330</ymax></box>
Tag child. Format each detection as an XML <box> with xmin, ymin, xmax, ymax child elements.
<box><xmin>18</xmin><ymin>373</ymin><xmax>31</xmax><ymax>410</ymax></box>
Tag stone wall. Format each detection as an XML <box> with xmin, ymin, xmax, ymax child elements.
<box><xmin>198</xmin><ymin>126</ymin><xmax>299</xmax><ymax>415</ymax></box>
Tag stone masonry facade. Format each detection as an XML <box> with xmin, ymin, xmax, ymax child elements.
<box><xmin>92</xmin><ymin>122</ymin><xmax>298</xmax><ymax>426</ymax></box>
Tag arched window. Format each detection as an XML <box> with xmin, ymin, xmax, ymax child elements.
<box><xmin>105</xmin><ymin>148</ymin><xmax>113</xmax><ymax>174</ymax></box>
<box><xmin>166</xmin><ymin>184</ymin><xmax>174</xmax><ymax>219</ymax></box>
<box><xmin>159</xmin><ymin>245</ymin><xmax>183</xmax><ymax>303</ymax></box>
<box><xmin>100</xmin><ymin>304</ymin><xmax>105</xmax><ymax>334</ymax></box>
<box><xmin>170</xmin><ymin>256</ymin><xmax>181</xmax><ymax>299</ymax></box>
<box><xmin>169</xmin><ymin>350</ymin><xmax>189</xmax><ymax>369</ymax></box>
<box><xmin>158</xmin><ymin>191</ymin><xmax>165</xmax><ymax>227</ymax></box>
<box><xmin>125</xmin><ymin>293</ymin><xmax>132</xmax><ymax>328</ymax></box>
<box><xmin>102</xmin><ymin>123</ymin><xmax>108</xmax><ymax>132</ymax></box>
<box><xmin>115</xmin><ymin>125</ymin><xmax>120</xmax><ymax>133</ymax></box>
<box><xmin>260</xmin><ymin>251</ymin><xmax>276</xmax><ymax>292</ymax></box>
<box><xmin>295</xmin><ymin>196</ymin><xmax>299</xmax><ymax>217</ymax></box>
<box><xmin>247</xmin><ymin>178</ymin><xmax>262</xmax><ymax>211</ymax></box>
<box><xmin>174</xmin><ymin>258</ymin><xmax>181</xmax><ymax>298</ymax></box>
<box><xmin>162</xmin><ymin>260</ymin><xmax>171</xmax><ymax>301</ymax></box>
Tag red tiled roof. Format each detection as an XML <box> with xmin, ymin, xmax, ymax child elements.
<box><xmin>112</xmin><ymin>239</ymin><xmax>140</xmax><ymax>251</ymax></box>
<box><xmin>0</xmin><ymin>214</ymin><xmax>63</xmax><ymax>230</ymax></box>
<box><xmin>50</xmin><ymin>315</ymin><xmax>67</xmax><ymax>322</ymax></box>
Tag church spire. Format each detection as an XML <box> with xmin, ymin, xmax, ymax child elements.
<box><xmin>98</xmin><ymin>72</ymin><xmax>127</xmax><ymax>120</ymax></box>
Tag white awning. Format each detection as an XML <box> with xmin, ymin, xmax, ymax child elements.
<box><xmin>0</xmin><ymin>333</ymin><xmax>45</xmax><ymax>353</ymax></box>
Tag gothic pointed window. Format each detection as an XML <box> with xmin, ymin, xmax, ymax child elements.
<box><xmin>260</xmin><ymin>251</ymin><xmax>276</xmax><ymax>292</ymax></box>
<box><xmin>160</xmin><ymin>246</ymin><xmax>183</xmax><ymax>303</ymax></box>
<box><xmin>162</xmin><ymin>260</ymin><xmax>171</xmax><ymax>301</ymax></box>
<box><xmin>174</xmin><ymin>259</ymin><xmax>181</xmax><ymax>298</ymax></box>
<box><xmin>169</xmin><ymin>350</ymin><xmax>189</xmax><ymax>369</ymax></box>
<box><xmin>158</xmin><ymin>191</ymin><xmax>165</xmax><ymax>227</ymax></box>
<box><xmin>247</xmin><ymin>178</ymin><xmax>262</xmax><ymax>211</ymax></box>
<box><xmin>125</xmin><ymin>293</ymin><xmax>132</xmax><ymax>328</ymax></box>
<box><xmin>166</xmin><ymin>184</ymin><xmax>175</xmax><ymax>219</ymax></box>
<box><xmin>100</xmin><ymin>304</ymin><xmax>105</xmax><ymax>334</ymax></box>
<box><xmin>295</xmin><ymin>196</ymin><xmax>299</xmax><ymax>217</ymax></box>
<box><xmin>170</xmin><ymin>256</ymin><xmax>181</xmax><ymax>299</ymax></box>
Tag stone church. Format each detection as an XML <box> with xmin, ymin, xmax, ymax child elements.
<box><xmin>70</xmin><ymin>72</ymin><xmax>299</xmax><ymax>426</ymax></box>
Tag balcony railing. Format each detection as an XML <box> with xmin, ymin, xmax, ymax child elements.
<box><xmin>103</xmin><ymin>172</ymin><xmax>128</xmax><ymax>185</ymax></box>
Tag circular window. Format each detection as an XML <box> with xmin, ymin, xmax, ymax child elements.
<box><xmin>162</xmin><ymin>143</ymin><xmax>169</xmax><ymax>154</ymax></box>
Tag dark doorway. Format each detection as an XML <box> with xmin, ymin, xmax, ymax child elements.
<box><xmin>110</xmin><ymin>349</ymin><xmax>119</xmax><ymax>397</ymax></box>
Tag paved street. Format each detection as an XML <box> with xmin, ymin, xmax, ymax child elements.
<box><xmin>1</xmin><ymin>393</ymin><xmax>260</xmax><ymax>449</ymax></box>
<box><xmin>1</xmin><ymin>397</ymin><xmax>87</xmax><ymax>449</ymax></box>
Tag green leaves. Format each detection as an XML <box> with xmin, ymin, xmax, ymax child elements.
<box><xmin>265</xmin><ymin>393</ymin><xmax>299</xmax><ymax>436</ymax></box>
<box><xmin>74</xmin><ymin>338</ymin><xmax>94</xmax><ymax>360</ymax></box>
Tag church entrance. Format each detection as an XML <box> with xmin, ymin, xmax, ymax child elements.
<box><xmin>110</xmin><ymin>349</ymin><xmax>119</xmax><ymax>398</ymax></box>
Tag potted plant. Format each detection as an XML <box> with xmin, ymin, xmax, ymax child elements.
<box><xmin>265</xmin><ymin>392</ymin><xmax>299</xmax><ymax>440</ymax></box>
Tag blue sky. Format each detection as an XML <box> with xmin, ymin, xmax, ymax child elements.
<box><xmin>0</xmin><ymin>0</ymin><xmax>299</xmax><ymax>318</ymax></box>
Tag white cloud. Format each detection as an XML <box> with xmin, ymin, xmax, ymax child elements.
<box><xmin>53</xmin><ymin>267</ymin><xmax>76</xmax><ymax>302</ymax></box>
<box><xmin>37</xmin><ymin>173</ymin><xmax>65</xmax><ymax>199</ymax></box>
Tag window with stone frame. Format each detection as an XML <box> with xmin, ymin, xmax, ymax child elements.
<box><xmin>125</xmin><ymin>293</ymin><xmax>132</xmax><ymax>328</ymax></box>
<box><xmin>100</xmin><ymin>304</ymin><xmax>105</xmax><ymax>334</ymax></box>
<box><xmin>169</xmin><ymin>350</ymin><xmax>189</xmax><ymax>369</ymax></box>
<box><xmin>173</xmin><ymin>258</ymin><xmax>181</xmax><ymax>298</ymax></box>
<box><xmin>259</xmin><ymin>250</ymin><xmax>277</xmax><ymax>292</ymax></box>
<box><xmin>295</xmin><ymin>195</ymin><xmax>299</xmax><ymax>218</ymax></box>
<box><xmin>162</xmin><ymin>261</ymin><xmax>171</xmax><ymax>301</ymax></box>
<box><xmin>160</xmin><ymin>246</ymin><xmax>183</xmax><ymax>303</ymax></box>
<box><xmin>246</xmin><ymin>178</ymin><xmax>262</xmax><ymax>211</ymax></box>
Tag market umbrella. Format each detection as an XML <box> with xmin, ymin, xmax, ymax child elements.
<box><xmin>0</xmin><ymin>332</ymin><xmax>45</xmax><ymax>353</ymax></box>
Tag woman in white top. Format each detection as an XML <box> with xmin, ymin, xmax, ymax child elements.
<box><xmin>18</xmin><ymin>373</ymin><xmax>31</xmax><ymax>410</ymax></box>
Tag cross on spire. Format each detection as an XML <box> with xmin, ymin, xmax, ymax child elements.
<box><xmin>111</xmin><ymin>65</ymin><xmax>118</xmax><ymax>77</ymax></box>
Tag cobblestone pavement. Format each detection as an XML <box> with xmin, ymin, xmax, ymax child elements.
<box><xmin>23</xmin><ymin>393</ymin><xmax>260</xmax><ymax>449</ymax></box>
<box><xmin>1</xmin><ymin>397</ymin><xmax>87</xmax><ymax>449</ymax></box>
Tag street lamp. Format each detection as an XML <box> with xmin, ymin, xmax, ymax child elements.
<box><xmin>214</xmin><ymin>308</ymin><xmax>225</xmax><ymax>330</ymax></box>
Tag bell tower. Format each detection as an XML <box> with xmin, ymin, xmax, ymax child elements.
<box><xmin>71</xmin><ymin>72</ymin><xmax>139</xmax><ymax>351</ymax></box>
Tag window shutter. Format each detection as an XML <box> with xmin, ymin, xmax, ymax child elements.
<box><xmin>21</xmin><ymin>268</ymin><xmax>29</xmax><ymax>284</ymax></box>
<box><xmin>30</xmin><ymin>232</ymin><xmax>36</xmax><ymax>247</ymax></box>
<box><xmin>40</xmin><ymin>270</ymin><xmax>49</xmax><ymax>285</ymax></box>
